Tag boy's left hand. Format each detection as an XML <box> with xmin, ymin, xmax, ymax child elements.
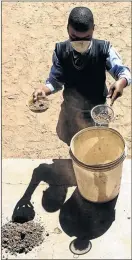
<box><xmin>107</xmin><ymin>78</ymin><xmax>127</xmax><ymax>106</ymax></box>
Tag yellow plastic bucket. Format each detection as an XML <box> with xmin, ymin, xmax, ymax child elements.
<box><xmin>70</xmin><ymin>127</ymin><xmax>126</xmax><ymax>203</ymax></box>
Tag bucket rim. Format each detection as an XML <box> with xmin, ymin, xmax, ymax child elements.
<box><xmin>70</xmin><ymin>127</ymin><xmax>126</xmax><ymax>169</ymax></box>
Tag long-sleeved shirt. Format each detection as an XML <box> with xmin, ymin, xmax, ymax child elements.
<box><xmin>45</xmin><ymin>42</ymin><xmax>131</xmax><ymax>92</ymax></box>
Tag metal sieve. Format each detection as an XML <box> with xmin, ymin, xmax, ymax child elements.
<box><xmin>91</xmin><ymin>104</ymin><xmax>114</xmax><ymax>125</ymax></box>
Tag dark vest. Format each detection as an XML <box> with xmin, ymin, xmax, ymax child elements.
<box><xmin>55</xmin><ymin>39</ymin><xmax>110</xmax><ymax>103</ymax></box>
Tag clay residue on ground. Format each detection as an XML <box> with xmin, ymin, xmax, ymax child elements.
<box><xmin>2</xmin><ymin>221</ymin><xmax>44</xmax><ymax>255</ymax></box>
<box><xmin>2</xmin><ymin>2</ymin><xmax>131</xmax><ymax>158</ymax></box>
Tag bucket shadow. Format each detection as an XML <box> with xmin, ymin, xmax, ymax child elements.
<box><xmin>12</xmin><ymin>159</ymin><xmax>77</xmax><ymax>223</ymax></box>
<box><xmin>59</xmin><ymin>187</ymin><xmax>117</xmax><ymax>241</ymax></box>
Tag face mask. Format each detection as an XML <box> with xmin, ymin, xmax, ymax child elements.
<box><xmin>70</xmin><ymin>40</ymin><xmax>91</xmax><ymax>53</ymax></box>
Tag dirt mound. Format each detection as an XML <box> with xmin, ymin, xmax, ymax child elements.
<box><xmin>2</xmin><ymin>220</ymin><xmax>44</xmax><ymax>255</ymax></box>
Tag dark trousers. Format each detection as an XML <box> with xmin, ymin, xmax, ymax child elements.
<box><xmin>56</xmin><ymin>89</ymin><xmax>106</xmax><ymax>146</ymax></box>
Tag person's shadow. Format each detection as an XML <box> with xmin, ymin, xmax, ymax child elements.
<box><xmin>59</xmin><ymin>187</ymin><xmax>117</xmax><ymax>239</ymax></box>
<box><xmin>59</xmin><ymin>187</ymin><xmax>117</xmax><ymax>254</ymax></box>
<box><xmin>12</xmin><ymin>159</ymin><xmax>117</xmax><ymax>253</ymax></box>
<box><xmin>12</xmin><ymin>159</ymin><xmax>76</xmax><ymax>222</ymax></box>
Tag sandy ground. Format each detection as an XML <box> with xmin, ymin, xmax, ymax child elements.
<box><xmin>2</xmin><ymin>2</ymin><xmax>131</xmax><ymax>159</ymax></box>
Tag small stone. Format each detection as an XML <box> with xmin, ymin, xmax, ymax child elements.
<box><xmin>7</xmin><ymin>96</ymin><xmax>15</xmax><ymax>99</ymax></box>
<box><xmin>54</xmin><ymin>227</ymin><xmax>62</xmax><ymax>234</ymax></box>
<box><xmin>2</xmin><ymin>238</ymin><xmax>8</xmax><ymax>243</ymax></box>
<box><xmin>25</xmin><ymin>248</ymin><xmax>29</xmax><ymax>254</ymax></box>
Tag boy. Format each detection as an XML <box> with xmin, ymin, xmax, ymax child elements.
<box><xmin>33</xmin><ymin>7</ymin><xmax>131</xmax><ymax>145</ymax></box>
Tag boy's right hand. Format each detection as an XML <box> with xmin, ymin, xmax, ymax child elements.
<box><xmin>33</xmin><ymin>85</ymin><xmax>46</xmax><ymax>102</ymax></box>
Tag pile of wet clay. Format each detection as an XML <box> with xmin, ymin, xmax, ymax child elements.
<box><xmin>2</xmin><ymin>220</ymin><xmax>44</xmax><ymax>255</ymax></box>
